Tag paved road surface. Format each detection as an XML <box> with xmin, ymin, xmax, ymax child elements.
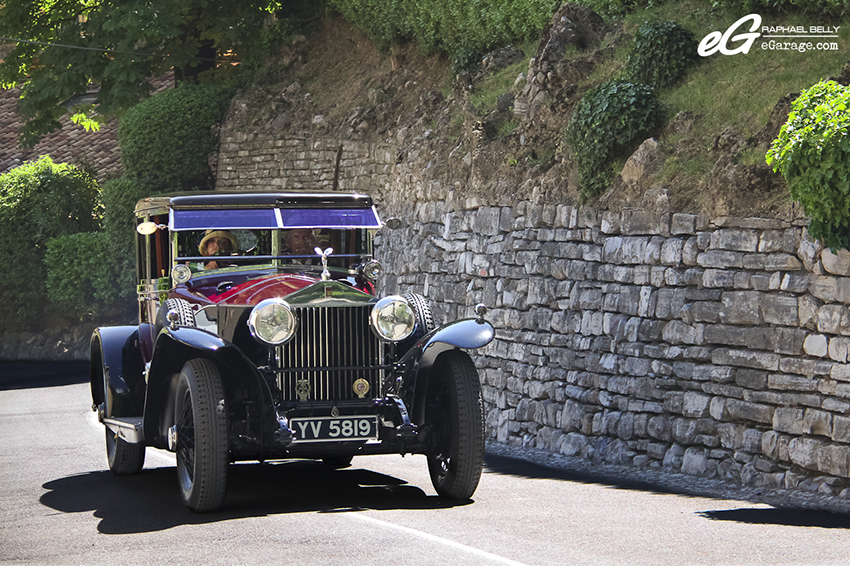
<box><xmin>2</xmin><ymin>361</ymin><xmax>850</xmax><ymax>565</ymax></box>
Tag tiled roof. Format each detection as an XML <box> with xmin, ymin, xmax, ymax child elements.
<box><xmin>0</xmin><ymin>74</ymin><xmax>173</xmax><ymax>182</ymax></box>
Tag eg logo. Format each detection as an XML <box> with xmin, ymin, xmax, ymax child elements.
<box><xmin>698</xmin><ymin>14</ymin><xmax>762</xmax><ymax>56</ymax></box>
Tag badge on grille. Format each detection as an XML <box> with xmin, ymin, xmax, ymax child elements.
<box><xmin>353</xmin><ymin>378</ymin><xmax>370</xmax><ymax>399</ymax></box>
<box><xmin>295</xmin><ymin>379</ymin><xmax>311</xmax><ymax>401</ymax></box>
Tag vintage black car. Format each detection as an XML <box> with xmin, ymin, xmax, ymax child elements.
<box><xmin>90</xmin><ymin>192</ymin><xmax>494</xmax><ymax>512</ymax></box>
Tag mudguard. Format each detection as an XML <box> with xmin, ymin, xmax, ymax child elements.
<box><xmin>398</xmin><ymin>317</ymin><xmax>495</xmax><ymax>425</ymax></box>
<box><xmin>90</xmin><ymin>326</ymin><xmax>146</xmax><ymax>419</ymax></box>
<box><xmin>142</xmin><ymin>326</ymin><xmax>280</xmax><ymax>454</ymax></box>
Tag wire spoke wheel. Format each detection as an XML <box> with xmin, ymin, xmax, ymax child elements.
<box><xmin>175</xmin><ymin>393</ymin><xmax>196</xmax><ymax>485</ymax></box>
<box><xmin>425</xmin><ymin>350</ymin><xmax>485</xmax><ymax>500</ymax></box>
<box><xmin>174</xmin><ymin>358</ymin><xmax>228</xmax><ymax>512</ymax></box>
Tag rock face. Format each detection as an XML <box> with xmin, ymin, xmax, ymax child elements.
<box><xmin>513</xmin><ymin>3</ymin><xmax>606</xmax><ymax>123</ymax></box>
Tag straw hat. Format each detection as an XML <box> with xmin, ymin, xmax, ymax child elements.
<box><xmin>199</xmin><ymin>230</ymin><xmax>239</xmax><ymax>255</ymax></box>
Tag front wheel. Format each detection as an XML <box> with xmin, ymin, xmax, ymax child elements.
<box><xmin>425</xmin><ymin>350</ymin><xmax>485</xmax><ymax>500</ymax></box>
<box><xmin>105</xmin><ymin>427</ymin><xmax>145</xmax><ymax>475</ymax></box>
<box><xmin>174</xmin><ymin>358</ymin><xmax>229</xmax><ymax>512</ymax></box>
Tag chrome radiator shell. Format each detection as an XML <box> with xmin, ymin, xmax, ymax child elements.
<box><xmin>273</xmin><ymin>304</ymin><xmax>385</xmax><ymax>402</ymax></box>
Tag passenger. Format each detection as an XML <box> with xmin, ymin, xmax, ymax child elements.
<box><xmin>199</xmin><ymin>230</ymin><xmax>239</xmax><ymax>269</ymax></box>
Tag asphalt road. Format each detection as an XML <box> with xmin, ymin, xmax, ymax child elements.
<box><xmin>2</xmin><ymin>361</ymin><xmax>850</xmax><ymax>566</ymax></box>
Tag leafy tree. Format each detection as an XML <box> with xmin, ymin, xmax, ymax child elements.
<box><xmin>767</xmin><ymin>80</ymin><xmax>850</xmax><ymax>251</ymax></box>
<box><xmin>0</xmin><ymin>156</ymin><xmax>100</xmax><ymax>328</ymax></box>
<box><xmin>0</xmin><ymin>0</ymin><xmax>283</xmax><ymax>146</ymax></box>
<box><xmin>119</xmin><ymin>84</ymin><xmax>233</xmax><ymax>191</ymax></box>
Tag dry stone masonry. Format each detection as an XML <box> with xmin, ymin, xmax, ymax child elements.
<box><xmin>383</xmin><ymin>202</ymin><xmax>850</xmax><ymax>497</ymax></box>
<box><xmin>217</xmin><ymin>129</ymin><xmax>850</xmax><ymax>498</ymax></box>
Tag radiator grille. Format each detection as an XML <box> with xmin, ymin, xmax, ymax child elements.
<box><xmin>274</xmin><ymin>304</ymin><xmax>385</xmax><ymax>402</ymax></box>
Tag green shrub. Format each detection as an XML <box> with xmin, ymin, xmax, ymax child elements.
<box><xmin>766</xmin><ymin>80</ymin><xmax>850</xmax><ymax>251</ymax></box>
<box><xmin>0</xmin><ymin>156</ymin><xmax>100</xmax><ymax>328</ymax></box>
<box><xmin>45</xmin><ymin>232</ymin><xmax>113</xmax><ymax>320</ymax></box>
<box><xmin>573</xmin><ymin>0</ymin><xmax>656</xmax><ymax>18</ymax></box>
<box><xmin>567</xmin><ymin>80</ymin><xmax>666</xmax><ymax>201</ymax></box>
<box><xmin>329</xmin><ymin>0</ymin><xmax>562</xmax><ymax>59</ymax></box>
<box><xmin>118</xmin><ymin>84</ymin><xmax>233</xmax><ymax>192</ymax></box>
<box><xmin>101</xmin><ymin>177</ymin><xmax>152</xmax><ymax>309</ymax></box>
<box><xmin>707</xmin><ymin>0</ymin><xmax>848</xmax><ymax>16</ymax></box>
<box><xmin>624</xmin><ymin>21</ymin><xmax>698</xmax><ymax>89</ymax></box>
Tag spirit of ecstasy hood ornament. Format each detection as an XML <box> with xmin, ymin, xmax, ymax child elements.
<box><xmin>314</xmin><ymin>246</ymin><xmax>334</xmax><ymax>280</ymax></box>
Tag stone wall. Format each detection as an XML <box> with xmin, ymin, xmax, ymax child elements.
<box><xmin>0</xmin><ymin>323</ymin><xmax>95</xmax><ymax>362</ymax></box>
<box><xmin>217</xmin><ymin>132</ymin><xmax>395</xmax><ymax>193</ymax></box>
<box><xmin>217</xmin><ymin>131</ymin><xmax>850</xmax><ymax>497</ymax></box>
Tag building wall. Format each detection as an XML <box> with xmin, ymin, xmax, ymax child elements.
<box><xmin>217</xmin><ymin>130</ymin><xmax>850</xmax><ymax>497</ymax></box>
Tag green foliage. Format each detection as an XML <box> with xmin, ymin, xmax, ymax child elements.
<box><xmin>624</xmin><ymin>21</ymin><xmax>698</xmax><ymax>89</ymax></box>
<box><xmin>241</xmin><ymin>17</ymin><xmax>298</xmax><ymax>73</ymax></box>
<box><xmin>766</xmin><ymin>80</ymin><xmax>850</xmax><ymax>251</ymax></box>
<box><xmin>574</xmin><ymin>0</ymin><xmax>659</xmax><ymax>18</ymax></box>
<box><xmin>0</xmin><ymin>156</ymin><xmax>100</xmax><ymax>327</ymax></box>
<box><xmin>119</xmin><ymin>84</ymin><xmax>233</xmax><ymax>192</ymax></box>
<box><xmin>706</xmin><ymin>0</ymin><xmax>849</xmax><ymax>16</ymax></box>
<box><xmin>574</xmin><ymin>0</ymin><xmax>848</xmax><ymax>17</ymax></box>
<box><xmin>0</xmin><ymin>0</ymin><xmax>280</xmax><ymax>146</ymax></box>
<box><xmin>101</xmin><ymin>177</ymin><xmax>152</xmax><ymax>308</ymax></box>
<box><xmin>45</xmin><ymin>232</ymin><xmax>114</xmax><ymax>321</ymax></box>
<box><xmin>567</xmin><ymin>80</ymin><xmax>666</xmax><ymax>201</ymax></box>
<box><xmin>329</xmin><ymin>0</ymin><xmax>562</xmax><ymax>62</ymax></box>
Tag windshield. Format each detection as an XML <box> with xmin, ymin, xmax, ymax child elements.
<box><xmin>175</xmin><ymin>228</ymin><xmax>373</xmax><ymax>271</ymax></box>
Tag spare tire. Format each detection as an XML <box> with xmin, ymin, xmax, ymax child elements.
<box><xmin>154</xmin><ymin>298</ymin><xmax>197</xmax><ymax>337</ymax></box>
<box><xmin>398</xmin><ymin>292</ymin><xmax>435</xmax><ymax>354</ymax></box>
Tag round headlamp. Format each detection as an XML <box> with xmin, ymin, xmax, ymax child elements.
<box><xmin>171</xmin><ymin>264</ymin><xmax>192</xmax><ymax>285</ymax></box>
<box><xmin>360</xmin><ymin>260</ymin><xmax>383</xmax><ymax>281</ymax></box>
<box><xmin>370</xmin><ymin>295</ymin><xmax>415</xmax><ymax>342</ymax></box>
<box><xmin>248</xmin><ymin>298</ymin><xmax>297</xmax><ymax>345</ymax></box>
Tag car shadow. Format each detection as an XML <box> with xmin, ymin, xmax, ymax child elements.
<box><xmin>40</xmin><ymin>460</ymin><xmax>466</xmax><ymax>534</ymax></box>
<box><xmin>698</xmin><ymin>508</ymin><xmax>850</xmax><ymax>529</ymax></box>
<box><xmin>484</xmin><ymin>452</ymin><xmax>850</xmax><ymax>527</ymax></box>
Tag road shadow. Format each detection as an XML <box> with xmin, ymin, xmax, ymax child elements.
<box><xmin>698</xmin><ymin>508</ymin><xmax>850</xmax><ymax>529</ymax></box>
<box><xmin>484</xmin><ymin>452</ymin><xmax>685</xmax><ymax>495</ymax></box>
<box><xmin>41</xmin><ymin>459</ymin><xmax>465</xmax><ymax>534</ymax></box>
<box><xmin>484</xmin><ymin>453</ymin><xmax>850</xmax><ymax>528</ymax></box>
<box><xmin>0</xmin><ymin>361</ymin><xmax>89</xmax><ymax>391</ymax></box>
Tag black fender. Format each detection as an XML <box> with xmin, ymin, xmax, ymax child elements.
<box><xmin>142</xmin><ymin>326</ymin><xmax>279</xmax><ymax>454</ymax></box>
<box><xmin>398</xmin><ymin>317</ymin><xmax>494</xmax><ymax>425</ymax></box>
<box><xmin>90</xmin><ymin>326</ymin><xmax>146</xmax><ymax>418</ymax></box>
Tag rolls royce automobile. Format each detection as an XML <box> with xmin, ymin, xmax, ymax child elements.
<box><xmin>89</xmin><ymin>192</ymin><xmax>495</xmax><ymax>512</ymax></box>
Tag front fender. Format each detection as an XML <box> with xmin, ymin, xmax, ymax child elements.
<box><xmin>398</xmin><ymin>317</ymin><xmax>494</xmax><ymax>425</ymax></box>
<box><xmin>90</xmin><ymin>326</ymin><xmax>145</xmax><ymax>418</ymax></box>
<box><xmin>143</xmin><ymin>326</ymin><xmax>278</xmax><ymax>452</ymax></box>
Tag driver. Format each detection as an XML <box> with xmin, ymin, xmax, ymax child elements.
<box><xmin>283</xmin><ymin>228</ymin><xmax>318</xmax><ymax>257</ymax></box>
<box><xmin>199</xmin><ymin>230</ymin><xmax>239</xmax><ymax>269</ymax></box>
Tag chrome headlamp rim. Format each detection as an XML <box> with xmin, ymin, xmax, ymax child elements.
<box><xmin>370</xmin><ymin>295</ymin><xmax>416</xmax><ymax>342</ymax></box>
<box><xmin>171</xmin><ymin>264</ymin><xmax>192</xmax><ymax>284</ymax></box>
<box><xmin>247</xmin><ymin>298</ymin><xmax>297</xmax><ymax>345</ymax></box>
<box><xmin>360</xmin><ymin>259</ymin><xmax>383</xmax><ymax>282</ymax></box>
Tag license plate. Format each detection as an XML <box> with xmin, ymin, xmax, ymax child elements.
<box><xmin>290</xmin><ymin>416</ymin><xmax>379</xmax><ymax>443</ymax></box>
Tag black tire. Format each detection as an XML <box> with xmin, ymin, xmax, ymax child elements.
<box><xmin>105</xmin><ymin>427</ymin><xmax>145</xmax><ymax>475</ymax></box>
<box><xmin>174</xmin><ymin>358</ymin><xmax>229</xmax><ymax>512</ymax></box>
<box><xmin>322</xmin><ymin>455</ymin><xmax>354</xmax><ymax>469</ymax></box>
<box><xmin>399</xmin><ymin>292</ymin><xmax>436</xmax><ymax>353</ymax></box>
<box><xmin>155</xmin><ymin>298</ymin><xmax>196</xmax><ymax>333</ymax></box>
<box><xmin>425</xmin><ymin>350</ymin><xmax>485</xmax><ymax>500</ymax></box>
